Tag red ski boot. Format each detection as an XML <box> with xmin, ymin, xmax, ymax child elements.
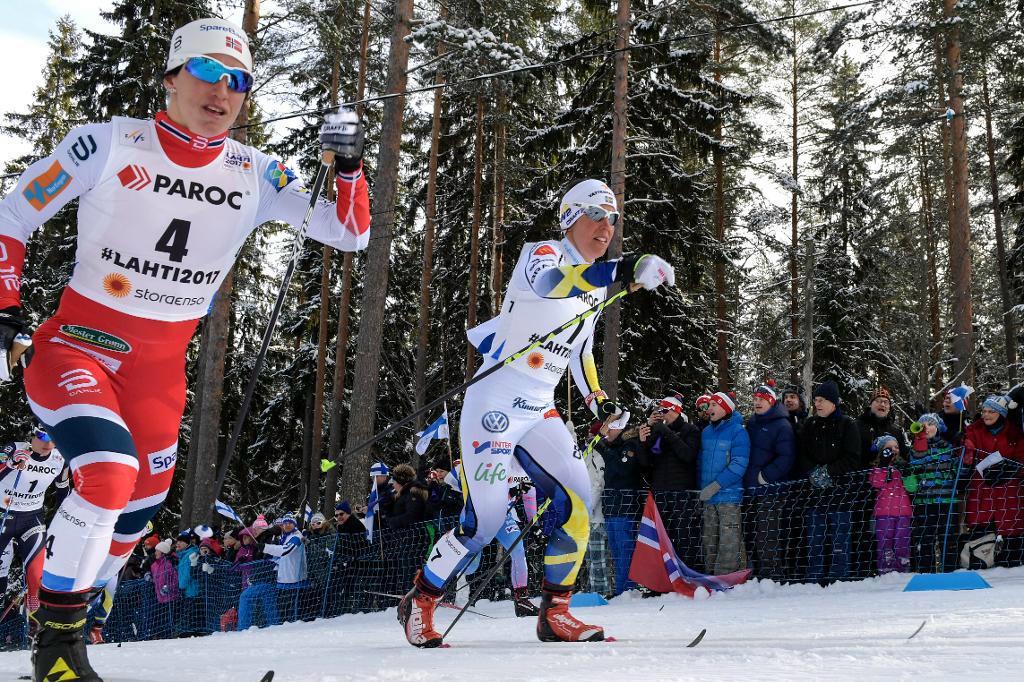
<box><xmin>536</xmin><ymin>586</ymin><xmax>604</xmax><ymax>642</ymax></box>
<box><xmin>398</xmin><ymin>572</ymin><xmax>444</xmax><ymax>648</ymax></box>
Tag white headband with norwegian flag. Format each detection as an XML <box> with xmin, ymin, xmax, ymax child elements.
<box><xmin>167</xmin><ymin>18</ymin><xmax>253</xmax><ymax>72</ymax></box>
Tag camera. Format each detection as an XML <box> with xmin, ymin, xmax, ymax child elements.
<box><xmin>879</xmin><ymin>446</ymin><xmax>896</xmax><ymax>462</ymax></box>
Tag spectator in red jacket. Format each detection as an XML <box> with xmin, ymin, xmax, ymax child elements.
<box><xmin>964</xmin><ymin>394</ymin><xmax>1024</xmax><ymax>567</ymax></box>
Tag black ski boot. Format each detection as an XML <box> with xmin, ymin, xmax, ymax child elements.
<box><xmin>513</xmin><ymin>588</ymin><xmax>539</xmax><ymax>618</ymax></box>
<box><xmin>31</xmin><ymin>587</ymin><xmax>102</xmax><ymax>682</ymax></box>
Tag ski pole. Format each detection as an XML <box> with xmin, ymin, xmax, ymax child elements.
<box><xmin>0</xmin><ymin>467</ymin><xmax>24</xmax><ymax>532</ymax></box>
<box><xmin>212</xmin><ymin>152</ymin><xmax>336</xmax><ymax>506</ymax></box>
<box><xmin>442</xmin><ymin>434</ymin><xmax>601</xmax><ymax>641</ymax></box>
<box><xmin>330</xmin><ymin>286</ymin><xmax>634</xmax><ymax>472</ymax></box>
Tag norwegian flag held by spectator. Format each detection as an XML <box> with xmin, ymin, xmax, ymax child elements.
<box><xmin>628</xmin><ymin>492</ymin><xmax>751</xmax><ymax>596</ymax></box>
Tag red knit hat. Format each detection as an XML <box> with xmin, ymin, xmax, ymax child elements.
<box><xmin>695</xmin><ymin>394</ymin><xmax>713</xmax><ymax>411</ymax></box>
<box><xmin>753</xmin><ymin>380</ymin><xmax>778</xmax><ymax>405</ymax></box>
<box><xmin>658</xmin><ymin>396</ymin><xmax>684</xmax><ymax>414</ymax></box>
<box><xmin>708</xmin><ymin>391</ymin><xmax>736</xmax><ymax>415</ymax></box>
<box><xmin>144</xmin><ymin>535</ymin><xmax>160</xmax><ymax>550</ymax></box>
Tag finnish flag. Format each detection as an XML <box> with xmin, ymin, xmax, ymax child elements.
<box><xmin>415</xmin><ymin>408</ymin><xmax>450</xmax><ymax>456</ymax></box>
<box><xmin>214</xmin><ymin>499</ymin><xmax>242</xmax><ymax>524</ymax></box>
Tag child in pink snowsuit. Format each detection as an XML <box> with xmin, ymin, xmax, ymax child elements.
<box><xmin>868</xmin><ymin>435</ymin><xmax>912</xmax><ymax>573</ymax></box>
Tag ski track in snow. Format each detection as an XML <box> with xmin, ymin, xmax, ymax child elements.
<box><xmin>4</xmin><ymin>568</ymin><xmax>1024</xmax><ymax>681</ymax></box>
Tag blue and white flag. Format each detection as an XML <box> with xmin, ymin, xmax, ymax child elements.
<box><xmin>303</xmin><ymin>503</ymin><xmax>313</xmax><ymax>524</ymax></box>
<box><xmin>365</xmin><ymin>485</ymin><xmax>379</xmax><ymax>543</ymax></box>
<box><xmin>948</xmin><ymin>383</ymin><xmax>975</xmax><ymax>412</ymax></box>
<box><xmin>214</xmin><ymin>499</ymin><xmax>242</xmax><ymax>524</ymax></box>
<box><xmin>415</xmin><ymin>407</ymin><xmax>450</xmax><ymax>455</ymax></box>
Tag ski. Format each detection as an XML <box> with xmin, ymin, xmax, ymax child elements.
<box><xmin>364</xmin><ymin>590</ymin><xmax>498</xmax><ymax>619</ymax></box>
<box><xmin>259</xmin><ymin>672</ymin><xmax>275</xmax><ymax>682</ymax></box>
<box><xmin>907</xmin><ymin>620</ymin><xmax>926</xmax><ymax>640</ymax></box>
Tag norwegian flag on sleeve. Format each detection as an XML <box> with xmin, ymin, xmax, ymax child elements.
<box><xmin>628</xmin><ymin>492</ymin><xmax>751</xmax><ymax>596</ymax></box>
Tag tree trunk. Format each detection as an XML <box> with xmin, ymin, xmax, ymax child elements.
<box><xmin>323</xmin><ymin>0</ymin><xmax>373</xmax><ymax>513</ymax></box>
<box><xmin>943</xmin><ymin>0</ymin><xmax>974</xmax><ymax>388</ymax></box>
<box><xmin>491</xmin><ymin>79</ymin><xmax>507</xmax><ymax>317</ymax></box>
<box><xmin>712</xmin><ymin>27</ymin><xmax>730</xmax><ymax>391</ymax></box>
<box><xmin>602</xmin><ymin>0</ymin><xmax>631</xmax><ymax>401</ymax></box>
<box><xmin>464</xmin><ymin>95</ymin><xmax>485</xmax><ymax>382</ymax></box>
<box><xmin>919</xmin><ymin>134</ymin><xmax>943</xmax><ymax>400</ymax></box>
<box><xmin>183</xmin><ymin>0</ymin><xmax>260</xmax><ymax>528</ymax></box>
<box><xmin>412</xmin><ymin>11</ymin><xmax>446</xmax><ymax>468</ymax></box>
<box><xmin>339</xmin><ymin>0</ymin><xmax>413</xmax><ymax>504</ymax></box>
<box><xmin>789</xmin><ymin>7</ymin><xmax>800</xmax><ymax>383</ymax></box>
<box><xmin>801</xmin><ymin>231</ymin><xmax>815</xmax><ymax>399</ymax></box>
<box><xmin>981</xmin><ymin>66</ymin><xmax>1016</xmax><ymax>372</ymax></box>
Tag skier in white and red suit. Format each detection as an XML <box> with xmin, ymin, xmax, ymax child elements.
<box><xmin>399</xmin><ymin>179</ymin><xmax>675</xmax><ymax>648</ymax></box>
<box><xmin>0</xmin><ymin>17</ymin><xmax>369</xmax><ymax>680</ymax></box>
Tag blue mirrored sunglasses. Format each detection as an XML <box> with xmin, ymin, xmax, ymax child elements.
<box><xmin>183</xmin><ymin>56</ymin><xmax>253</xmax><ymax>93</ymax></box>
<box><xmin>33</xmin><ymin>429</ymin><xmax>51</xmax><ymax>442</ymax></box>
<box><xmin>574</xmin><ymin>203</ymin><xmax>620</xmax><ymax>227</ymax></box>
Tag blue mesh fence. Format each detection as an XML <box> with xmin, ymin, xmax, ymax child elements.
<box><xmin>1</xmin><ymin>447</ymin><xmax>1022</xmax><ymax>648</ymax></box>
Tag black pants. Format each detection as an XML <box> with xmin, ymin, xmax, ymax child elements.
<box><xmin>911</xmin><ymin>503</ymin><xmax>958</xmax><ymax>573</ymax></box>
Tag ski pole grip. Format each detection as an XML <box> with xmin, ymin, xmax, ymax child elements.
<box><xmin>321</xmin><ymin>150</ymin><xmax>336</xmax><ymax>166</ymax></box>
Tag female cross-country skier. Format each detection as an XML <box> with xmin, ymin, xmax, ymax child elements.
<box><xmin>0</xmin><ymin>17</ymin><xmax>370</xmax><ymax>681</ymax></box>
<box><xmin>399</xmin><ymin>179</ymin><xmax>675</xmax><ymax>647</ymax></box>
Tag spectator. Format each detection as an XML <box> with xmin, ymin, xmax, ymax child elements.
<box><xmin>370</xmin><ymin>460</ymin><xmax>396</xmax><ymax>521</ymax></box>
<box><xmin>236</xmin><ymin>527</ymin><xmax>279</xmax><ymax>630</ymax></box>
<box><xmin>856</xmin><ymin>387</ymin><xmax>908</xmax><ymax>467</ymax></box>
<box><xmin>386</xmin><ymin>464</ymin><xmax>429</xmax><ymax>529</ymax></box>
<box><xmin>697</xmin><ymin>392</ymin><xmax>749</xmax><ymax>575</ymax></box>
<box><xmin>694</xmin><ymin>394</ymin><xmax>713</xmax><ymax>429</ymax></box>
<box><xmin>596</xmin><ymin>416</ymin><xmax>645</xmax><ymax>595</ymax></box>
<box><xmin>797</xmin><ymin>380</ymin><xmax>861</xmax><ymax>582</ymax></box>
<box><xmin>259</xmin><ymin>515</ymin><xmax>309</xmax><ymax>622</ymax></box>
<box><xmin>635</xmin><ymin>396</ymin><xmax>701</xmax><ymax>569</ymax></box>
<box><xmin>744</xmin><ymin>382</ymin><xmax>795</xmax><ymax>580</ymax></box>
<box><xmin>781</xmin><ymin>384</ymin><xmax>808</xmax><ymax>431</ymax></box>
<box><xmin>334</xmin><ymin>501</ymin><xmax>368</xmax><ymax>535</ymax></box>
<box><xmin>221</xmin><ymin>530</ymin><xmax>240</xmax><ymax>563</ymax></box>
<box><xmin>903</xmin><ymin>413</ymin><xmax>962</xmax><ymax>572</ymax></box>
<box><xmin>174</xmin><ymin>531</ymin><xmax>203</xmax><ymax>635</ymax></box>
<box><xmin>150</xmin><ymin>541</ymin><xmax>178</xmax><ymax>604</ymax></box>
<box><xmin>424</xmin><ymin>467</ymin><xmax>464</xmax><ymax>518</ymax></box>
<box><xmin>867</xmin><ymin>435</ymin><xmax>912</xmax><ymax>574</ymax></box>
<box><xmin>305</xmin><ymin>513</ymin><xmax>335</xmax><ymax>539</ymax></box>
<box><xmin>963</xmin><ymin>394</ymin><xmax>1024</xmax><ymax>567</ymax></box>
<box><xmin>940</xmin><ymin>390</ymin><xmax>969</xmax><ymax>446</ymax></box>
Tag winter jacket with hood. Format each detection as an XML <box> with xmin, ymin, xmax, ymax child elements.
<box><xmin>856</xmin><ymin>410</ymin><xmax>908</xmax><ymax>467</ymax></box>
<box><xmin>796</xmin><ymin>408</ymin><xmax>861</xmax><ymax>479</ymax></box>
<box><xmin>744</xmin><ymin>401</ymin><xmax>795</xmax><ymax>488</ymax></box>
<box><xmin>151</xmin><ymin>554</ymin><xmax>179</xmax><ymax>604</ymax></box>
<box><xmin>698</xmin><ymin>410</ymin><xmax>750</xmax><ymax>505</ymax></box>
<box><xmin>964</xmin><ymin>417</ymin><xmax>1024</xmax><ymax>537</ymax></box>
<box><xmin>635</xmin><ymin>416</ymin><xmax>700</xmax><ymax>491</ymax></box>
<box><xmin>387</xmin><ymin>480</ymin><xmax>430</xmax><ymax>529</ymax></box>
<box><xmin>176</xmin><ymin>545</ymin><xmax>201</xmax><ymax>598</ymax></box>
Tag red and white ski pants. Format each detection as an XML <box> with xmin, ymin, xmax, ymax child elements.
<box><xmin>25</xmin><ymin>287</ymin><xmax>195</xmax><ymax>593</ymax></box>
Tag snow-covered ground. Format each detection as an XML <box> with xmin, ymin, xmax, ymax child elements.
<box><xmin>4</xmin><ymin>568</ymin><xmax>1024</xmax><ymax>681</ymax></box>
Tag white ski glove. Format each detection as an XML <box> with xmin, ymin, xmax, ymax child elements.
<box><xmin>616</xmin><ymin>254</ymin><xmax>675</xmax><ymax>291</ymax></box>
<box><xmin>189</xmin><ymin>553</ymin><xmax>199</xmax><ymax>567</ymax></box>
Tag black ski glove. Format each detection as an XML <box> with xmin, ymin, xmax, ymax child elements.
<box><xmin>319</xmin><ymin>107</ymin><xmax>365</xmax><ymax>173</ymax></box>
<box><xmin>598</xmin><ymin>400</ymin><xmax>622</xmax><ymax>417</ymax></box>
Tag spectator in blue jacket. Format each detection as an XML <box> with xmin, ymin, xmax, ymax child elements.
<box><xmin>258</xmin><ymin>515</ymin><xmax>308</xmax><ymax>623</ymax></box>
<box><xmin>698</xmin><ymin>392</ymin><xmax>750</xmax><ymax>574</ymax></box>
<box><xmin>743</xmin><ymin>382</ymin><xmax>796</xmax><ymax>581</ymax></box>
<box><xmin>174</xmin><ymin>530</ymin><xmax>203</xmax><ymax>635</ymax></box>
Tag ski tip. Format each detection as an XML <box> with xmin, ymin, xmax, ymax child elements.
<box><xmin>439</xmin><ymin>642</ymin><xmax>453</xmax><ymax>648</ymax></box>
<box><xmin>907</xmin><ymin>620</ymin><xmax>927</xmax><ymax>640</ymax></box>
<box><xmin>604</xmin><ymin>636</ymin><xmax>618</xmax><ymax>642</ymax></box>
<box><xmin>259</xmin><ymin>672</ymin><xmax>275</xmax><ymax>682</ymax></box>
<box><xmin>686</xmin><ymin>628</ymin><xmax>708</xmax><ymax>648</ymax></box>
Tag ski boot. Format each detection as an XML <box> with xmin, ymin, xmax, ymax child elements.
<box><xmin>398</xmin><ymin>572</ymin><xmax>444</xmax><ymax>648</ymax></box>
<box><xmin>537</xmin><ymin>585</ymin><xmax>604</xmax><ymax>642</ymax></box>
<box><xmin>31</xmin><ymin>587</ymin><xmax>102</xmax><ymax>681</ymax></box>
<box><xmin>513</xmin><ymin>587</ymin><xmax>539</xmax><ymax>618</ymax></box>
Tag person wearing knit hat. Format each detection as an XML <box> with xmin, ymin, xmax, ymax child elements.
<box><xmin>696</xmin><ymin>388</ymin><xmax>749</xmax><ymax>574</ymax></box>
<box><xmin>144</xmin><ymin>535</ymin><xmax>160</xmax><ymax>551</ymax></box>
<box><xmin>306</xmin><ymin>512</ymin><xmax>335</xmax><ymax>539</ymax></box>
<box><xmin>856</xmin><ymin>384</ymin><xmax>908</xmax><ymax>467</ymax></box>
<box><xmin>905</xmin><ymin>411</ymin><xmax>960</xmax><ymax>572</ymax></box>
<box><xmin>154</xmin><ymin>539</ymin><xmax>172</xmax><ymax>556</ymax></box>
<box><xmin>781</xmin><ymin>384</ymin><xmax>807</xmax><ymax>429</ymax></box>
<box><xmin>981</xmin><ymin>394</ymin><xmax>1014</xmax><ymax>419</ymax></box>
<box><xmin>745</xmin><ymin>381</ymin><xmax>795</xmax><ymax>580</ymax></box>
<box><xmin>866</xmin><ymin>434</ymin><xmax>912</xmax><ymax>574</ymax></box>
<box><xmin>694</xmin><ymin>394</ymin><xmax>713</xmax><ymax>427</ymax></box>
<box><xmin>798</xmin><ymin>379</ymin><xmax>861</xmax><ymax>581</ymax></box>
<box><xmin>334</xmin><ymin>501</ymin><xmax>367</xmax><ymax>535</ymax></box>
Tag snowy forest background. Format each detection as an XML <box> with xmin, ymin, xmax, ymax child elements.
<box><xmin>1</xmin><ymin>0</ymin><xmax>1021</xmax><ymax>534</ymax></box>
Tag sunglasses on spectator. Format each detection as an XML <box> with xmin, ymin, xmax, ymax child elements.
<box><xmin>572</xmin><ymin>203</ymin><xmax>620</xmax><ymax>227</ymax></box>
<box><xmin>184</xmin><ymin>56</ymin><xmax>254</xmax><ymax>93</ymax></box>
